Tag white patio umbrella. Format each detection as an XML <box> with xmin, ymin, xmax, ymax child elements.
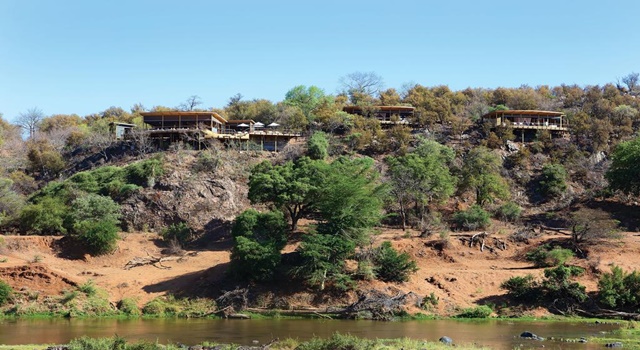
<box><xmin>267</xmin><ymin>122</ymin><xmax>280</xmax><ymax>127</ymax></box>
<box><xmin>254</xmin><ymin>122</ymin><xmax>265</xmax><ymax>128</ymax></box>
<box><xmin>237</xmin><ymin>123</ymin><xmax>249</xmax><ymax>127</ymax></box>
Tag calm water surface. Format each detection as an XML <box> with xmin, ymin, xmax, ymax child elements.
<box><xmin>0</xmin><ymin>318</ymin><xmax>624</xmax><ymax>350</ymax></box>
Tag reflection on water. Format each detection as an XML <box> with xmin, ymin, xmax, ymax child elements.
<box><xmin>0</xmin><ymin>318</ymin><xmax>623</xmax><ymax>350</ymax></box>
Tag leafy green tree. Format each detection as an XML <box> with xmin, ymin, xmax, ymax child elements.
<box><xmin>386</xmin><ymin>139</ymin><xmax>456</xmax><ymax>230</ymax></box>
<box><xmin>231</xmin><ymin>236</ymin><xmax>282</xmax><ymax>282</ymax></box>
<box><xmin>598</xmin><ymin>265</ymin><xmax>640</xmax><ymax>311</ymax></box>
<box><xmin>231</xmin><ymin>209</ymin><xmax>287</xmax><ymax>249</ymax></box>
<box><xmin>315</xmin><ymin>157</ymin><xmax>385</xmax><ymax>240</ymax></box>
<box><xmin>606</xmin><ymin>136</ymin><xmax>640</xmax><ymax>195</ymax></box>
<box><xmin>230</xmin><ymin>209</ymin><xmax>288</xmax><ymax>281</ymax></box>
<box><xmin>538</xmin><ymin>163</ymin><xmax>568</xmax><ymax>199</ymax></box>
<box><xmin>373</xmin><ymin>241</ymin><xmax>418</xmax><ymax>282</ymax></box>
<box><xmin>248</xmin><ymin>157</ymin><xmax>325</xmax><ymax>231</ymax></box>
<box><xmin>307</xmin><ymin>132</ymin><xmax>329</xmax><ymax>160</ymax></box>
<box><xmin>284</xmin><ymin>85</ymin><xmax>326</xmax><ymax>120</ymax></box>
<box><xmin>293</xmin><ymin>233</ymin><xmax>356</xmax><ymax>291</ymax></box>
<box><xmin>460</xmin><ymin>147</ymin><xmax>510</xmax><ymax>205</ymax></box>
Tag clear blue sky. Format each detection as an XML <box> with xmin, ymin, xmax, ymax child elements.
<box><xmin>1</xmin><ymin>0</ymin><xmax>639</xmax><ymax>121</ymax></box>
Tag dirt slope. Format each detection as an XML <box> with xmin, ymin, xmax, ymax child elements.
<box><xmin>1</xmin><ymin>226</ymin><xmax>638</xmax><ymax>315</ymax></box>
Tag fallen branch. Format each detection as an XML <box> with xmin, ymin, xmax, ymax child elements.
<box><xmin>539</xmin><ymin>225</ymin><xmax>571</xmax><ymax>235</ymax></box>
<box><xmin>124</xmin><ymin>256</ymin><xmax>178</xmax><ymax>270</ymax></box>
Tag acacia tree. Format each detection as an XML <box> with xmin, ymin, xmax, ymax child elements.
<box><xmin>248</xmin><ymin>157</ymin><xmax>326</xmax><ymax>231</ymax></box>
<box><xmin>314</xmin><ymin>156</ymin><xmax>386</xmax><ymax>240</ymax></box>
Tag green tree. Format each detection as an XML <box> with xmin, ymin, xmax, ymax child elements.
<box><xmin>315</xmin><ymin>157</ymin><xmax>385</xmax><ymax>240</ymax></box>
<box><xmin>373</xmin><ymin>241</ymin><xmax>418</xmax><ymax>282</ymax></box>
<box><xmin>386</xmin><ymin>139</ymin><xmax>456</xmax><ymax>230</ymax></box>
<box><xmin>538</xmin><ymin>163</ymin><xmax>568</xmax><ymax>199</ymax></box>
<box><xmin>293</xmin><ymin>233</ymin><xmax>356</xmax><ymax>291</ymax></box>
<box><xmin>248</xmin><ymin>157</ymin><xmax>325</xmax><ymax>231</ymax></box>
<box><xmin>230</xmin><ymin>209</ymin><xmax>288</xmax><ymax>281</ymax></box>
<box><xmin>460</xmin><ymin>147</ymin><xmax>510</xmax><ymax>205</ymax></box>
<box><xmin>606</xmin><ymin>136</ymin><xmax>640</xmax><ymax>195</ymax></box>
<box><xmin>307</xmin><ymin>132</ymin><xmax>329</xmax><ymax>160</ymax></box>
<box><xmin>284</xmin><ymin>85</ymin><xmax>326</xmax><ymax>120</ymax></box>
<box><xmin>598</xmin><ymin>265</ymin><xmax>640</xmax><ymax>311</ymax></box>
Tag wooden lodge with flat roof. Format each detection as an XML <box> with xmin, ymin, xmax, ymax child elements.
<box><xmin>343</xmin><ymin>105</ymin><xmax>417</xmax><ymax>126</ymax></box>
<box><xmin>482</xmin><ymin>109</ymin><xmax>569</xmax><ymax>141</ymax></box>
<box><xmin>139</xmin><ymin>111</ymin><xmax>300</xmax><ymax>151</ymax></box>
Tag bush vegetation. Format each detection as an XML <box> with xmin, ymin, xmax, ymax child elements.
<box><xmin>456</xmin><ymin>305</ymin><xmax>493</xmax><ymax>318</ymax></box>
<box><xmin>0</xmin><ymin>280</ymin><xmax>12</xmax><ymax>306</ymax></box>
<box><xmin>161</xmin><ymin>222</ymin><xmax>193</xmax><ymax>246</ymax></box>
<box><xmin>598</xmin><ymin>265</ymin><xmax>640</xmax><ymax>312</ymax></box>
<box><xmin>372</xmin><ymin>241</ymin><xmax>418</xmax><ymax>283</ymax></box>
<box><xmin>494</xmin><ymin>202</ymin><xmax>522</xmax><ymax>222</ymax></box>
<box><xmin>453</xmin><ymin>205</ymin><xmax>490</xmax><ymax>230</ymax></box>
<box><xmin>525</xmin><ymin>244</ymin><xmax>574</xmax><ymax>267</ymax></box>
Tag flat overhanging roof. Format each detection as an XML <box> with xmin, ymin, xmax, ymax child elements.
<box><xmin>141</xmin><ymin>111</ymin><xmax>227</xmax><ymax>124</ymax></box>
<box><xmin>343</xmin><ymin>105</ymin><xmax>415</xmax><ymax>113</ymax></box>
<box><xmin>483</xmin><ymin>110</ymin><xmax>564</xmax><ymax>118</ymax></box>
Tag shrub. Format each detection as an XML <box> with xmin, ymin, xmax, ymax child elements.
<box><xmin>453</xmin><ymin>205</ymin><xmax>490</xmax><ymax>230</ymax></box>
<box><xmin>542</xmin><ymin>265</ymin><xmax>587</xmax><ymax>303</ymax></box>
<box><xmin>142</xmin><ymin>298</ymin><xmax>167</xmax><ymax>315</ymax></box>
<box><xmin>78</xmin><ymin>280</ymin><xmax>98</xmax><ymax>296</ymax></box>
<box><xmin>193</xmin><ymin>150</ymin><xmax>221</xmax><ymax>173</ymax></box>
<box><xmin>74</xmin><ymin>220</ymin><xmax>119</xmax><ymax>256</ymax></box>
<box><xmin>500</xmin><ymin>275</ymin><xmax>538</xmax><ymax>301</ymax></box>
<box><xmin>598</xmin><ymin>265</ymin><xmax>640</xmax><ymax>312</ymax></box>
<box><xmin>456</xmin><ymin>305</ymin><xmax>493</xmax><ymax>318</ymax></box>
<box><xmin>125</xmin><ymin>158</ymin><xmax>164</xmax><ymax>187</ymax></box>
<box><xmin>372</xmin><ymin>241</ymin><xmax>418</xmax><ymax>283</ymax></box>
<box><xmin>526</xmin><ymin>244</ymin><xmax>574</xmax><ymax>267</ymax></box>
<box><xmin>67</xmin><ymin>194</ymin><xmax>121</xmax><ymax>231</ymax></box>
<box><xmin>0</xmin><ymin>280</ymin><xmax>12</xmax><ymax>306</ymax></box>
<box><xmin>161</xmin><ymin>222</ymin><xmax>193</xmax><ymax>246</ymax></box>
<box><xmin>296</xmin><ymin>333</ymin><xmax>375</xmax><ymax>350</ymax></box>
<box><xmin>19</xmin><ymin>197</ymin><xmax>67</xmax><ymax>235</ymax></box>
<box><xmin>231</xmin><ymin>236</ymin><xmax>282</xmax><ymax>281</ymax></box>
<box><xmin>307</xmin><ymin>132</ymin><xmax>329</xmax><ymax>160</ymax></box>
<box><xmin>495</xmin><ymin>202</ymin><xmax>522</xmax><ymax>222</ymax></box>
<box><xmin>117</xmin><ymin>298</ymin><xmax>141</xmax><ymax>316</ymax></box>
<box><xmin>538</xmin><ymin>163</ymin><xmax>568</xmax><ymax>198</ymax></box>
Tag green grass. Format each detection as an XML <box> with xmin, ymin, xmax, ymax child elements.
<box><xmin>0</xmin><ymin>334</ymin><xmax>491</xmax><ymax>350</ymax></box>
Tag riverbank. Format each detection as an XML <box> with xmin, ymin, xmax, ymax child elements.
<box><xmin>0</xmin><ymin>317</ymin><xmax>634</xmax><ymax>349</ymax></box>
<box><xmin>2</xmin><ymin>229</ymin><xmax>640</xmax><ymax>319</ymax></box>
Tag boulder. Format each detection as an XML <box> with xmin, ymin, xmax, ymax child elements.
<box><xmin>520</xmin><ymin>331</ymin><xmax>544</xmax><ymax>341</ymax></box>
<box><xmin>439</xmin><ymin>336</ymin><xmax>453</xmax><ymax>345</ymax></box>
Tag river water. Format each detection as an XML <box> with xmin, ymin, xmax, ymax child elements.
<box><xmin>0</xmin><ymin>318</ymin><xmax>625</xmax><ymax>349</ymax></box>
